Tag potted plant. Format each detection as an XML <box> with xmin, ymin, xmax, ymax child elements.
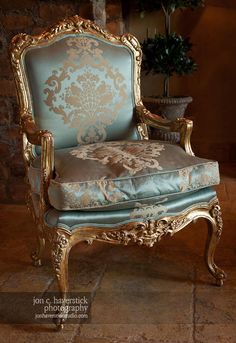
<box><xmin>138</xmin><ymin>0</ymin><xmax>204</xmax><ymax>121</ymax></box>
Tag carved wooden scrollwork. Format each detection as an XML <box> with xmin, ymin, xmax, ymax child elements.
<box><xmin>95</xmin><ymin>216</ymin><xmax>189</xmax><ymax>248</ymax></box>
<box><xmin>51</xmin><ymin>232</ymin><xmax>70</xmax><ymax>280</ymax></box>
<box><xmin>211</xmin><ymin>201</ymin><xmax>223</xmax><ymax>238</ymax></box>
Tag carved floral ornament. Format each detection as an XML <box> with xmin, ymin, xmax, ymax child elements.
<box><xmin>91</xmin><ymin>199</ymin><xmax>222</xmax><ymax>247</ymax></box>
<box><xmin>51</xmin><ymin>231</ymin><xmax>69</xmax><ymax>280</ymax></box>
<box><xmin>43</xmin><ymin>37</ymin><xmax>128</xmax><ymax>144</ymax></box>
<box><xmin>47</xmin><ymin>198</ymin><xmax>222</xmax><ymax>250</ymax></box>
<box><xmin>92</xmin><ymin>214</ymin><xmax>191</xmax><ymax>248</ymax></box>
<box><xmin>211</xmin><ymin>203</ymin><xmax>223</xmax><ymax>237</ymax></box>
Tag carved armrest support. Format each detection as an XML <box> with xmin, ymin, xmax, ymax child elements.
<box><xmin>136</xmin><ymin>105</ymin><xmax>194</xmax><ymax>156</ymax></box>
<box><xmin>40</xmin><ymin>131</ymin><xmax>54</xmax><ymax>210</ymax></box>
<box><xmin>172</xmin><ymin>117</ymin><xmax>194</xmax><ymax>156</ymax></box>
<box><xmin>21</xmin><ymin>114</ymin><xmax>51</xmax><ymax>146</ymax></box>
<box><xmin>21</xmin><ymin>113</ymin><xmax>54</xmax><ymax>210</ymax></box>
<box><xmin>34</xmin><ymin>130</ymin><xmax>55</xmax><ymax>212</ymax></box>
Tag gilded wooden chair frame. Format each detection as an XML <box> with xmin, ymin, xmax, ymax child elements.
<box><xmin>10</xmin><ymin>15</ymin><xmax>226</xmax><ymax>329</ymax></box>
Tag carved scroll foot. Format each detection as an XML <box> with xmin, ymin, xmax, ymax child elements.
<box><xmin>51</xmin><ymin>230</ymin><xmax>71</xmax><ymax>329</ymax></box>
<box><xmin>31</xmin><ymin>230</ymin><xmax>45</xmax><ymax>267</ymax></box>
<box><xmin>205</xmin><ymin>202</ymin><xmax>227</xmax><ymax>287</ymax></box>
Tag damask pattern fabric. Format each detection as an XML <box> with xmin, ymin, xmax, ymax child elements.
<box><xmin>70</xmin><ymin>141</ymin><xmax>165</xmax><ymax>174</ymax></box>
<box><xmin>28</xmin><ymin>140</ymin><xmax>220</xmax><ymax>211</ymax></box>
<box><xmin>24</xmin><ymin>34</ymin><xmax>139</xmax><ymax>149</ymax></box>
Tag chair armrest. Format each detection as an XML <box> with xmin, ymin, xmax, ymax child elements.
<box><xmin>40</xmin><ymin>130</ymin><xmax>54</xmax><ymax>208</ymax></box>
<box><xmin>21</xmin><ymin>113</ymin><xmax>54</xmax><ymax>210</ymax></box>
<box><xmin>136</xmin><ymin>104</ymin><xmax>194</xmax><ymax>156</ymax></box>
<box><xmin>21</xmin><ymin>114</ymin><xmax>50</xmax><ymax>146</ymax></box>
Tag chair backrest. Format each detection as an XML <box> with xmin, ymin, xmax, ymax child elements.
<box><xmin>10</xmin><ymin>16</ymin><xmax>143</xmax><ymax>150</ymax></box>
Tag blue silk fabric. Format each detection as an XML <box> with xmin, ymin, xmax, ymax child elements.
<box><xmin>24</xmin><ymin>34</ymin><xmax>139</xmax><ymax>150</ymax></box>
<box><xmin>43</xmin><ymin>187</ymin><xmax>217</xmax><ymax>230</ymax></box>
<box><xmin>28</xmin><ymin>140</ymin><xmax>220</xmax><ymax>211</ymax></box>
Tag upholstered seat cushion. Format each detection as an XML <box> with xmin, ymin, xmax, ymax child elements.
<box><xmin>29</xmin><ymin>140</ymin><xmax>220</xmax><ymax>211</ymax></box>
<box><xmin>44</xmin><ymin>187</ymin><xmax>217</xmax><ymax>230</ymax></box>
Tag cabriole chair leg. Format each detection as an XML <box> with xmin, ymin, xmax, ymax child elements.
<box><xmin>31</xmin><ymin>224</ymin><xmax>45</xmax><ymax>267</ymax></box>
<box><xmin>205</xmin><ymin>205</ymin><xmax>227</xmax><ymax>286</ymax></box>
<box><xmin>51</xmin><ymin>230</ymin><xmax>71</xmax><ymax>330</ymax></box>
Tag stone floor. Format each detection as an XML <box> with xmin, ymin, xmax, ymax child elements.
<box><xmin>0</xmin><ymin>164</ymin><xmax>236</xmax><ymax>343</ymax></box>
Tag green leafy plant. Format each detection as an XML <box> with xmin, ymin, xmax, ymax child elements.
<box><xmin>142</xmin><ymin>33</ymin><xmax>197</xmax><ymax>96</ymax></box>
<box><xmin>139</xmin><ymin>0</ymin><xmax>204</xmax><ymax>97</ymax></box>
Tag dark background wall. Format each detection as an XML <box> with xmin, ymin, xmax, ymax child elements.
<box><xmin>0</xmin><ymin>0</ymin><xmax>235</xmax><ymax>203</ymax></box>
<box><xmin>175</xmin><ymin>2</ymin><xmax>236</xmax><ymax>162</ymax></box>
<box><xmin>126</xmin><ymin>0</ymin><xmax>236</xmax><ymax>162</ymax></box>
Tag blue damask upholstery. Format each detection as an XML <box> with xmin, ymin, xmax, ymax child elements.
<box><xmin>24</xmin><ymin>34</ymin><xmax>139</xmax><ymax>149</ymax></box>
<box><xmin>28</xmin><ymin>140</ymin><xmax>219</xmax><ymax>211</ymax></box>
<box><xmin>44</xmin><ymin>187</ymin><xmax>217</xmax><ymax>229</ymax></box>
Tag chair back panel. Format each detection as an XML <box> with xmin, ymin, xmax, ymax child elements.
<box><xmin>24</xmin><ymin>33</ymin><xmax>139</xmax><ymax>149</ymax></box>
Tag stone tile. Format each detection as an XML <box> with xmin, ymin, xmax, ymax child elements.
<box><xmin>0</xmin><ymin>265</ymin><xmax>54</xmax><ymax>292</ymax></box>
<box><xmin>218</xmin><ymin>220</ymin><xmax>236</xmax><ymax>250</ymax></box>
<box><xmin>195</xmin><ymin>289</ymin><xmax>236</xmax><ymax>324</ymax></box>
<box><xmin>0</xmin><ymin>188</ymin><xmax>235</xmax><ymax>340</ymax></box>
<box><xmin>75</xmin><ymin>337</ymin><xmax>113</xmax><ymax>343</ymax></box>
<box><xmin>154</xmin><ymin>215</ymin><xmax>235</xmax><ymax>266</ymax></box>
<box><xmin>0</xmin><ymin>261</ymin><xmax>31</xmax><ymax>288</ymax></box>
<box><xmin>48</xmin><ymin>258</ymin><xmax>106</xmax><ymax>293</ymax></box>
<box><xmin>70</xmin><ymin>241</ymin><xmax>112</xmax><ymax>262</ymax></box>
<box><xmin>0</xmin><ymin>323</ymin><xmax>78</xmax><ymax>343</ymax></box>
<box><xmin>155</xmin><ymin>220</ymin><xmax>208</xmax><ymax>255</ymax></box>
<box><xmin>153</xmin><ymin>248</ymin><xmax>203</xmax><ymax>273</ymax></box>
<box><xmin>90</xmin><ymin>291</ymin><xmax>193</xmax><ymax>324</ymax></box>
<box><xmin>77</xmin><ymin>324</ymin><xmax>194</xmax><ymax>343</ymax></box>
<box><xmin>102</xmin><ymin>244</ymin><xmax>154</xmax><ymax>264</ymax></box>
<box><xmin>195</xmin><ymin>265</ymin><xmax>236</xmax><ymax>290</ymax></box>
<box><xmin>210</xmin><ymin>248</ymin><xmax>236</xmax><ymax>267</ymax></box>
<box><xmin>195</xmin><ymin>324</ymin><xmax>236</xmax><ymax>343</ymax></box>
<box><xmin>99</xmin><ymin>261</ymin><xmax>193</xmax><ymax>293</ymax></box>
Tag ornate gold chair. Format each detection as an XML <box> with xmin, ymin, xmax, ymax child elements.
<box><xmin>10</xmin><ymin>15</ymin><xmax>226</xmax><ymax>328</ymax></box>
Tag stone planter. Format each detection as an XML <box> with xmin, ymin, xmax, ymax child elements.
<box><xmin>143</xmin><ymin>96</ymin><xmax>193</xmax><ymax>142</ymax></box>
<box><xmin>143</xmin><ymin>96</ymin><xmax>193</xmax><ymax>121</ymax></box>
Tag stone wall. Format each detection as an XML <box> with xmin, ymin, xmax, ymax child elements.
<box><xmin>0</xmin><ymin>0</ymin><xmax>123</xmax><ymax>203</ymax></box>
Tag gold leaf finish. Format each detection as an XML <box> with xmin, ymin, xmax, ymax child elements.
<box><xmin>50</xmin><ymin>231</ymin><xmax>70</xmax><ymax>280</ymax></box>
